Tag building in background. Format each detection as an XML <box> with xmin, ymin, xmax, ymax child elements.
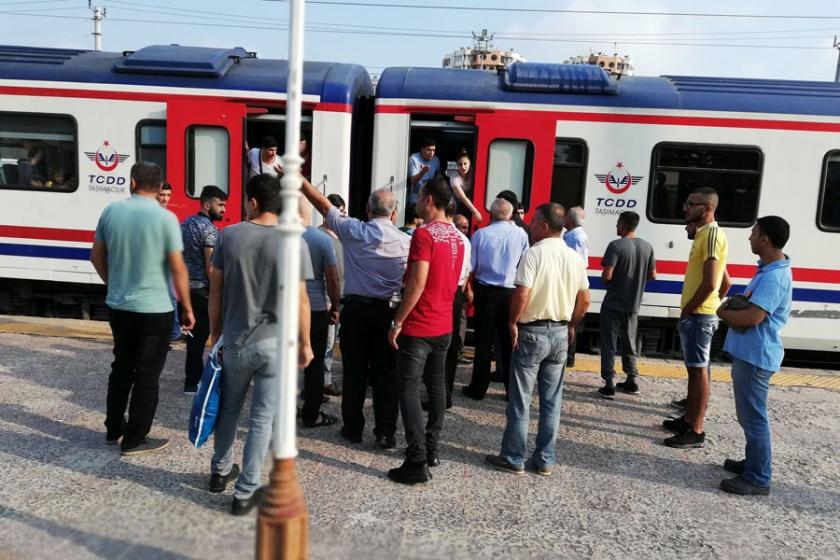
<box><xmin>563</xmin><ymin>52</ymin><xmax>634</xmax><ymax>77</ymax></box>
<box><xmin>442</xmin><ymin>29</ymin><xmax>525</xmax><ymax>71</ymax></box>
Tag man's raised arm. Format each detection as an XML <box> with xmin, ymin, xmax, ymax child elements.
<box><xmin>300</xmin><ymin>177</ymin><xmax>333</xmax><ymax>217</ymax></box>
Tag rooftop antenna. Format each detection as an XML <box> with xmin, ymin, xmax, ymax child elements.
<box><xmin>88</xmin><ymin>1</ymin><xmax>106</xmax><ymax>52</ymax></box>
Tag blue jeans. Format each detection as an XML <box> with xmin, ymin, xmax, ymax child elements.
<box><xmin>679</xmin><ymin>314</ymin><xmax>718</xmax><ymax>368</ymax></box>
<box><xmin>731</xmin><ymin>357</ymin><xmax>774</xmax><ymax>487</ymax></box>
<box><xmin>501</xmin><ymin>322</ymin><xmax>568</xmax><ymax>469</ymax></box>
<box><xmin>323</xmin><ymin>322</ymin><xmax>338</xmax><ymax>386</ymax></box>
<box><xmin>211</xmin><ymin>338</ymin><xmax>280</xmax><ymax>499</ymax></box>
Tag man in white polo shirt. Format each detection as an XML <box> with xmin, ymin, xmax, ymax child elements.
<box><xmin>485</xmin><ymin>202</ymin><xmax>590</xmax><ymax>476</ymax></box>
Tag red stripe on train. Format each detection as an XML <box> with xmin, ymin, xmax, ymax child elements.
<box><xmin>375</xmin><ymin>104</ymin><xmax>840</xmax><ymax>133</ymax></box>
<box><xmin>0</xmin><ymin>225</ymin><xmax>94</xmax><ymax>243</ymax></box>
<box><xmin>587</xmin><ymin>257</ymin><xmax>840</xmax><ymax>284</ymax></box>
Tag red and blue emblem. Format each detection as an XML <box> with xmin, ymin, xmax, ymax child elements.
<box><xmin>84</xmin><ymin>140</ymin><xmax>130</xmax><ymax>172</ymax></box>
<box><xmin>595</xmin><ymin>162</ymin><xmax>643</xmax><ymax>194</ymax></box>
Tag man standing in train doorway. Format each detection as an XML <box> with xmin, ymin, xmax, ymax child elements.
<box><xmin>90</xmin><ymin>162</ymin><xmax>195</xmax><ymax>456</ymax></box>
<box><xmin>181</xmin><ymin>185</ymin><xmax>227</xmax><ymax>394</ymax></box>
<box><xmin>407</xmin><ymin>138</ymin><xmax>440</xmax><ymax>207</ymax></box>
<box><xmin>663</xmin><ymin>187</ymin><xmax>728</xmax><ymax>449</ymax></box>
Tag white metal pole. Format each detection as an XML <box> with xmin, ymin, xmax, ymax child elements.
<box><xmin>93</xmin><ymin>7</ymin><xmax>104</xmax><ymax>52</ymax></box>
<box><xmin>274</xmin><ymin>0</ymin><xmax>306</xmax><ymax>460</ymax></box>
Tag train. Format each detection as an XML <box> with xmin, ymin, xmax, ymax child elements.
<box><xmin>1</xmin><ymin>43</ymin><xmax>838</xmax><ymax>358</ymax></box>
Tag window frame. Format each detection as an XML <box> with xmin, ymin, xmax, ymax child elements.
<box><xmin>185</xmin><ymin>125</ymin><xmax>230</xmax><ymax>199</ymax></box>
<box><xmin>135</xmin><ymin>118</ymin><xmax>167</xmax><ymax>173</ymax></box>
<box><xmin>0</xmin><ymin>110</ymin><xmax>79</xmax><ymax>194</ymax></box>
<box><xmin>550</xmin><ymin>137</ymin><xmax>589</xmax><ymax>208</ymax></box>
<box><xmin>484</xmin><ymin>138</ymin><xmax>535</xmax><ymax>212</ymax></box>
<box><xmin>817</xmin><ymin>149</ymin><xmax>840</xmax><ymax>233</ymax></box>
<box><xmin>646</xmin><ymin>141</ymin><xmax>764</xmax><ymax>228</ymax></box>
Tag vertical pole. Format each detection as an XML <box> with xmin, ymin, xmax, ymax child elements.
<box><xmin>92</xmin><ymin>6</ymin><xmax>104</xmax><ymax>52</ymax></box>
<box><xmin>256</xmin><ymin>0</ymin><xmax>308</xmax><ymax>558</ymax></box>
<box><xmin>834</xmin><ymin>36</ymin><xmax>840</xmax><ymax>83</ymax></box>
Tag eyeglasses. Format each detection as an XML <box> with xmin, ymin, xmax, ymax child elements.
<box><xmin>682</xmin><ymin>200</ymin><xmax>706</xmax><ymax>208</ymax></box>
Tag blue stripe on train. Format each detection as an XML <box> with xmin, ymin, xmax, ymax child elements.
<box><xmin>589</xmin><ymin>276</ymin><xmax>840</xmax><ymax>304</ymax></box>
<box><xmin>0</xmin><ymin>243</ymin><xmax>91</xmax><ymax>261</ymax></box>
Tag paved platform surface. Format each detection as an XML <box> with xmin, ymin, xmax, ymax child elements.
<box><xmin>1</xmin><ymin>330</ymin><xmax>839</xmax><ymax>560</ymax></box>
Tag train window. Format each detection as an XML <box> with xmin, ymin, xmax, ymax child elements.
<box><xmin>186</xmin><ymin>126</ymin><xmax>229</xmax><ymax>197</ymax></box>
<box><xmin>136</xmin><ymin>120</ymin><xmax>166</xmax><ymax>177</ymax></box>
<box><xmin>818</xmin><ymin>151</ymin><xmax>840</xmax><ymax>232</ymax></box>
<box><xmin>550</xmin><ymin>139</ymin><xmax>588</xmax><ymax>209</ymax></box>
<box><xmin>485</xmin><ymin>139</ymin><xmax>534</xmax><ymax>211</ymax></box>
<box><xmin>647</xmin><ymin>142</ymin><xmax>762</xmax><ymax>227</ymax></box>
<box><xmin>0</xmin><ymin>112</ymin><xmax>77</xmax><ymax>193</ymax></box>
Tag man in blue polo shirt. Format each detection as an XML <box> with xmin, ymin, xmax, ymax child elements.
<box><xmin>716</xmin><ymin>215</ymin><xmax>792</xmax><ymax>496</ymax></box>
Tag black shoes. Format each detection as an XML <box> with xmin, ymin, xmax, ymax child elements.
<box><xmin>120</xmin><ymin>437</ymin><xmax>170</xmax><ymax>456</ymax></box>
<box><xmin>209</xmin><ymin>464</ymin><xmax>241</xmax><ymax>493</ymax></box>
<box><xmin>106</xmin><ymin>434</ymin><xmax>121</xmax><ymax>446</ymax></box>
<box><xmin>183</xmin><ymin>385</ymin><xmax>198</xmax><ymax>396</ymax></box>
<box><xmin>662</xmin><ymin>416</ymin><xmax>690</xmax><ymax>434</ymax></box>
<box><xmin>724</xmin><ymin>458</ymin><xmax>746</xmax><ymax>475</ymax></box>
<box><xmin>387</xmin><ymin>460</ymin><xmax>432</xmax><ymax>484</ymax></box>
<box><xmin>527</xmin><ymin>460</ymin><xmax>552</xmax><ymax>476</ymax></box>
<box><xmin>671</xmin><ymin>397</ymin><xmax>688</xmax><ymax>410</ymax></box>
<box><xmin>484</xmin><ymin>455</ymin><xmax>525</xmax><ymax>475</ymax></box>
<box><xmin>376</xmin><ymin>434</ymin><xmax>397</xmax><ymax>449</ymax></box>
<box><xmin>720</xmin><ymin>476</ymin><xmax>770</xmax><ymax>496</ymax></box>
<box><xmin>566</xmin><ymin>357</ymin><xmax>576</xmax><ymax>368</ymax></box>
<box><xmin>231</xmin><ymin>487</ymin><xmax>266</xmax><ymax>516</ymax></box>
<box><xmin>339</xmin><ymin>427</ymin><xmax>362</xmax><ymax>444</ymax></box>
<box><xmin>597</xmin><ymin>384</ymin><xmax>616</xmax><ymax>400</ymax></box>
<box><xmin>323</xmin><ymin>383</ymin><xmax>342</xmax><ymax>397</ymax></box>
<box><xmin>461</xmin><ymin>386</ymin><xmax>483</xmax><ymax>401</ymax></box>
<box><xmin>427</xmin><ymin>450</ymin><xmax>440</xmax><ymax>467</ymax></box>
<box><xmin>616</xmin><ymin>380</ymin><xmax>640</xmax><ymax>395</ymax></box>
<box><xmin>664</xmin><ymin>430</ymin><xmax>705</xmax><ymax>449</ymax></box>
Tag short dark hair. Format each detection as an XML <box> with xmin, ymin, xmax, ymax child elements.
<box><xmin>535</xmin><ymin>202</ymin><xmax>565</xmax><ymax>233</ymax></box>
<box><xmin>404</xmin><ymin>206</ymin><xmax>419</xmax><ymax>226</ymax></box>
<box><xmin>327</xmin><ymin>193</ymin><xmax>346</xmax><ymax>209</ymax></box>
<box><xmin>496</xmin><ymin>190</ymin><xmax>519</xmax><ymax>207</ymax></box>
<box><xmin>420</xmin><ymin>176</ymin><xmax>451</xmax><ymax>210</ymax></box>
<box><xmin>131</xmin><ymin>162</ymin><xmax>162</xmax><ymax>191</ymax></box>
<box><xmin>200</xmin><ymin>185</ymin><xmax>228</xmax><ymax>203</ymax></box>
<box><xmin>755</xmin><ymin>215</ymin><xmax>790</xmax><ymax>249</ymax></box>
<box><xmin>421</xmin><ymin>138</ymin><xmax>436</xmax><ymax>149</ymax></box>
<box><xmin>618</xmin><ymin>211</ymin><xmax>640</xmax><ymax>231</ymax></box>
<box><xmin>246</xmin><ymin>174</ymin><xmax>282</xmax><ymax>214</ymax></box>
<box><xmin>445</xmin><ymin>197</ymin><xmax>457</xmax><ymax>218</ymax></box>
<box><xmin>261</xmin><ymin>136</ymin><xmax>278</xmax><ymax>149</ymax></box>
<box><xmin>160</xmin><ymin>181</ymin><xmax>172</xmax><ymax>191</ymax></box>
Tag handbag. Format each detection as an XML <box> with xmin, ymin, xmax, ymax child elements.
<box><xmin>188</xmin><ymin>337</ymin><xmax>224</xmax><ymax>448</ymax></box>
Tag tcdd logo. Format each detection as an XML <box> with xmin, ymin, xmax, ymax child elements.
<box><xmin>85</xmin><ymin>140</ymin><xmax>130</xmax><ymax>172</ymax></box>
<box><xmin>595</xmin><ymin>162</ymin><xmax>643</xmax><ymax>195</ymax></box>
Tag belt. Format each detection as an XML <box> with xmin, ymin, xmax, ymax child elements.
<box><xmin>343</xmin><ymin>294</ymin><xmax>392</xmax><ymax>306</ymax></box>
<box><xmin>476</xmin><ymin>282</ymin><xmax>514</xmax><ymax>290</ymax></box>
<box><xmin>519</xmin><ymin>319</ymin><xmax>568</xmax><ymax>327</ymax></box>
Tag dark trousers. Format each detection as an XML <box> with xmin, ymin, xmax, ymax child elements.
<box><xmin>443</xmin><ymin>287</ymin><xmax>467</xmax><ymax>407</ymax></box>
<box><xmin>105</xmin><ymin>307</ymin><xmax>173</xmax><ymax>446</ymax></box>
<box><xmin>599</xmin><ymin>307</ymin><xmax>639</xmax><ymax>382</ymax></box>
<box><xmin>184</xmin><ymin>287</ymin><xmax>210</xmax><ymax>389</ymax></box>
<box><xmin>467</xmin><ymin>283</ymin><xmax>514</xmax><ymax>399</ymax></box>
<box><xmin>339</xmin><ymin>298</ymin><xmax>399</xmax><ymax>438</ymax></box>
<box><xmin>567</xmin><ymin>322</ymin><xmax>583</xmax><ymax>364</ymax></box>
<box><xmin>399</xmin><ymin>333</ymin><xmax>451</xmax><ymax>463</ymax></box>
<box><xmin>301</xmin><ymin>310</ymin><xmax>330</xmax><ymax>423</ymax></box>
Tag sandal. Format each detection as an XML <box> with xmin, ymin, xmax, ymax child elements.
<box><xmin>302</xmin><ymin>412</ymin><xmax>339</xmax><ymax>428</ymax></box>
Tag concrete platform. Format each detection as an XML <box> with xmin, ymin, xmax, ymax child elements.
<box><xmin>0</xmin><ymin>332</ymin><xmax>839</xmax><ymax>559</ymax></box>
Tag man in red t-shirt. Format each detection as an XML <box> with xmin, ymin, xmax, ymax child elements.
<box><xmin>387</xmin><ymin>176</ymin><xmax>465</xmax><ymax>485</ymax></box>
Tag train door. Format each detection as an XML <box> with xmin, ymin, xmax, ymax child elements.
<box><xmin>471</xmin><ymin>113</ymin><xmax>556</xmax><ymax>226</ymax></box>
<box><xmin>165</xmin><ymin>98</ymin><xmax>247</xmax><ymax>226</ymax></box>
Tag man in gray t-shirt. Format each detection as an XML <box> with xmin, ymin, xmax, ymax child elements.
<box><xmin>207</xmin><ymin>174</ymin><xmax>314</xmax><ymax>516</ymax></box>
<box><xmin>598</xmin><ymin>211</ymin><xmax>656</xmax><ymax>400</ymax></box>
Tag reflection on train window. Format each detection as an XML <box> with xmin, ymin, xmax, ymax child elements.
<box><xmin>0</xmin><ymin>112</ymin><xmax>77</xmax><ymax>193</ymax></box>
<box><xmin>485</xmin><ymin>139</ymin><xmax>534</xmax><ymax>211</ymax></box>
<box><xmin>550</xmin><ymin>139</ymin><xmax>588</xmax><ymax>209</ymax></box>
<box><xmin>648</xmin><ymin>142</ymin><xmax>762</xmax><ymax>227</ymax></box>
<box><xmin>137</xmin><ymin>120</ymin><xmax>166</xmax><ymax>177</ymax></box>
<box><xmin>186</xmin><ymin>126</ymin><xmax>229</xmax><ymax>198</ymax></box>
<box><xmin>818</xmin><ymin>151</ymin><xmax>840</xmax><ymax>232</ymax></box>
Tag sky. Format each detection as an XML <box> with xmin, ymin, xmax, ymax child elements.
<box><xmin>3</xmin><ymin>0</ymin><xmax>839</xmax><ymax>81</ymax></box>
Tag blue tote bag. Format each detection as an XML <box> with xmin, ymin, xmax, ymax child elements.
<box><xmin>188</xmin><ymin>337</ymin><xmax>224</xmax><ymax>448</ymax></box>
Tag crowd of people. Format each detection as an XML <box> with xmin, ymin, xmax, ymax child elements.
<box><xmin>89</xmin><ymin>150</ymin><xmax>793</xmax><ymax>515</ymax></box>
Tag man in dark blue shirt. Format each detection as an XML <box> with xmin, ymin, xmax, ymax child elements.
<box><xmin>181</xmin><ymin>185</ymin><xmax>227</xmax><ymax>394</ymax></box>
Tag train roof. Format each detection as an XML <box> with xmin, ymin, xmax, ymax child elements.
<box><xmin>0</xmin><ymin>44</ymin><xmax>373</xmax><ymax>105</ymax></box>
<box><xmin>377</xmin><ymin>63</ymin><xmax>840</xmax><ymax>118</ymax></box>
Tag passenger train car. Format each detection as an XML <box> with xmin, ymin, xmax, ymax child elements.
<box><xmin>372</xmin><ymin>64</ymin><xmax>840</xmax><ymax>354</ymax></box>
<box><xmin>1</xmin><ymin>44</ymin><xmax>839</xmax><ymax>355</ymax></box>
<box><xmin>0</xmin><ymin>44</ymin><xmax>372</xmax><ymax>312</ymax></box>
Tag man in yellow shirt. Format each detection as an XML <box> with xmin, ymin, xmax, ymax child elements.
<box><xmin>484</xmin><ymin>203</ymin><xmax>590</xmax><ymax>476</ymax></box>
<box><xmin>664</xmin><ymin>188</ymin><xmax>728</xmax><ymax>449</ymax></box>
